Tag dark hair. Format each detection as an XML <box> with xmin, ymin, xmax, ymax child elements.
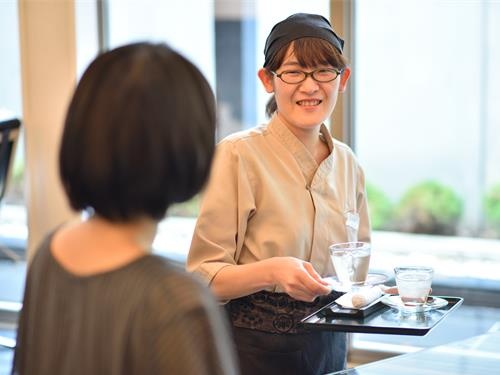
<box><xmin>59</xmin><ymin>42</ymin><xmax>216</xmax><ymax>222</ymax></box>
<box><xmin>264</xmin><ymin>37</ymin><xmax>348</xmax><ymax>118</ymax></box>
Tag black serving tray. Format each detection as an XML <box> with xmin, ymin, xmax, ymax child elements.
<box><xmin>299</xmin><ymin>296</ymin><xmax>463</xmax><ymax>336</ymax></box>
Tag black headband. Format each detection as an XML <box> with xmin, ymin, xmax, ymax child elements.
<box><xmin>263</xmin><ymin>13</ymin><xmax>344</xmax><ymax>67</ymax></box>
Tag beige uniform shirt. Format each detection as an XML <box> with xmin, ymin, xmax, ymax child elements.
<box><xmin>187</xmin><ymin>115</ymin><xmax>371</xmax><ymax>292</ymax></box>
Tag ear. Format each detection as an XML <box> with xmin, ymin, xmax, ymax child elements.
<box><xmin>338</xmin><ymin>66</ymin><xmax>351</xmax><ymax>93</ymax></box>
<box><xmin>258</xmin><ymin>68</ymin><xmax>274</xmax><ymax>93</ymax></box>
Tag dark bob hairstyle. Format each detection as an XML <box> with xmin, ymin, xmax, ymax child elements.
<box><xmin>59</xmin><ymin>42</ymin><xmax>215</xmax><ymax>222</ymax></box>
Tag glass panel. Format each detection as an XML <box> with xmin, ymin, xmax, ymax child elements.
<box><xmin>353</xmin><ymin>0</ymin><xmax>500</xmax><ymax>352</ymax></box>
<box><xmin>0</xmin><ymin>0</ymin><xmax>100</xmax><ymax>304</ymax></box>
<box><xmin>107</xmin><ymin>0</ymin><xmax>216</xmax><ymax>87</ymax></box>
<box><xmin>75</xmin><ymin>0</ymin><xmax>100</xmax><ymax>79</ymax></box>
<box><xmin>0</xmin><ymin>1</ymin><xmax>26</xmax><ymax>289</ymax></box>
<box><xmin>104</xmin><ymin>0</ymin><xmax>215</xmax><ymax>257</ymax></box>
<box><xmin>0</xmin><ymin>2</ymin><xmax>22</xmax><ymax>119</ymax></box>
<box><xmin>0</xmin><ymin>2</ymin><xmax>24</xmax><ymax>371</ymax></box>
<box><xmin>103</xmin><ymin>0</ymin><xmax>330</xmax><ymax>255</ymax></box>
<box><xmin>0</xmin><ymin>0</ymin><xmax>24</xmax><ymax>208</ymax></box>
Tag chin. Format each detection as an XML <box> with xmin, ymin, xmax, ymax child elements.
<box><xmin>296</xmin><ymin>107</ymin><xmax>329</xmax><ymax>122</ymax></box>
<box><xmin>298</xmin><ymin>114</ymin><xmax>328</xmax><ymax>128</ymax></box>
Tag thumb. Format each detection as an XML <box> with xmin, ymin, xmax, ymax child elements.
<box><xmin>303</xmin><ymin>262</ymin><xmax>330</xmax><ymax>286</ymax></box>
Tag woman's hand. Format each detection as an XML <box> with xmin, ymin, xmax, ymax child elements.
<box><xmin>267</xmin><ymin>257</ymin><xmax>332</xmax><ymax>302</ymax></box>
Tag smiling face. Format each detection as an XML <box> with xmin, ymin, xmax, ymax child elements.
<box><xmin>258</xmin><ymin>38</ymin><xmax>350</xmax><ymax>136</ymax></box>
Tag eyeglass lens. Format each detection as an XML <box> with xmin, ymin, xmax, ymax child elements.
<box><xmin>278</xmin><ymin>69</ymin><xmax>340</xmax><ymax>84</ymax></box>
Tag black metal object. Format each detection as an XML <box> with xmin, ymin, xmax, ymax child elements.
<box><xmin>0</xmin><ymin>118</ymin><xmax>22</xmax><ymax>262</ymax></box>
<box><xmin>0</xmin><ymin>119</ymin><xmax>20</xmax><ymax>201</ymax></box>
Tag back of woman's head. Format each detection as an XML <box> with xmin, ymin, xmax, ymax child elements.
<box><xmin>60</xmin><ymin>42</ymin><xmax>215</xmax><ymax>222</ymax></box>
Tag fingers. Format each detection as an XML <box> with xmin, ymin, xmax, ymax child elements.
<box><xmin>274</xmin><ymin>257</ymin><xmax>331</xmax><ymax>301</ymax></box>
<box><xmin>304</xmin><ymin>262</ymin><xmax>331</xmax><ymax>286</ymax></box>
<box><xmin>301</xmin><ymin>262</ymin><xmax>332</xmax><ymax>296</ymax></box>
<box><xmin>303</xmin><ymin>262</ymin><xmax>327</xmax><ymax>284</ymax></box>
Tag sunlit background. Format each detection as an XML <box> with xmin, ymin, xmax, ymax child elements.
<box><xmin>1</xmin><ymin>0</ymin><xmax>500</xmax><ymax>371</ymax></box>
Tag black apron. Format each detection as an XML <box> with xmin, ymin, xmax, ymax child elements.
<box><xmin>226</xmin><ymin>291</ymin><xmax>347</xmax><ymax>375</ymax></box>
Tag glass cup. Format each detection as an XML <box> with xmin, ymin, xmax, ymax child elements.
<box><xmin>329</xmin><ymin>242</ymin><xmax>371</xmax><ymax>289</ymax></box>
<box><xmin>394</xmin><ymin>266</ymin><xmax>434</xmax><ymax>306</ymax></box>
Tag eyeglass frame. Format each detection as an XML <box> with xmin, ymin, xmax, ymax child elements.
<box><xmin>270</xmin><ymin>68</ymin><xmax>344</xmax><ymax>84</ymax></box>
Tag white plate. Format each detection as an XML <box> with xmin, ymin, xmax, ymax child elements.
<box><xmin>325</xmin><ymin>273</ymin><xmax>389</xmax><ymax>291</ymax></box>
<box><xmin>380</xmin><ymin>295</ymin><xmax>448</xmax><ymax>313</ymax></box>
<box><xmin>364</xmin><ymin>273</ymin><xmax>389</xmax><ymax>286</ymax></box>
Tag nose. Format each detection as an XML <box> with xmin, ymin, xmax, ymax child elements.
<box><xmin>299</xmin><ymin>74</ymin><xmax>319</xmax><ymax>93</ymax></box>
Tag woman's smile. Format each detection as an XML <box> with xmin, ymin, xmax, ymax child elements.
<box><xmin>296</xmin><ymin>99</ymin><xmax>322</xmax><ymax>107</ymax></box>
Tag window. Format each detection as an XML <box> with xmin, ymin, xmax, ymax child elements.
<box><xmin>0</xmin><ymin>1</ymin><xmax>26</xmax><ymax>305</ymax></box>
<box><xmin>102</xmin><ymin>5</ymin><xmax>500</xmax><ymax>356</ymax></box>
<box><xmin>4</xmin><ymin>2</ymin><xmax>496</xmax><ymax>368</ymax></box>
<box><xmin>352</xmin><ymin>0</ymin><xmax>500</xmax><ymax>355</ymax></box>
<box><xmin>0</xmin><ymin>0</ymin><xmax>101</xmax><ymax>302</ymax></box>
<box><xmin>101</xmin><ymin>0</ymin><xmax>331</xmax><ymax>256</ymax></box>
<box><xmin>0</xmin><ymin>2</ymin><xmax>25</xmax><ymax>370</ymax></box>
<box><xmin>0</xmin><ymin>0</ymin><xmax>25</xmax><ymax>231</ymax></box>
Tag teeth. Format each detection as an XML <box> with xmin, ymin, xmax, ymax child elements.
<box><xmin>297</xmin><ymin>100</ymin><xmax>321</xmax><ymax>106</ymax></box>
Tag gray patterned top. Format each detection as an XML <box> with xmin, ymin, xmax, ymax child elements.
<box><xmin>12</xmin><ymin>232</ymin><xmax>238</xmax><ymax>375</ymax></box>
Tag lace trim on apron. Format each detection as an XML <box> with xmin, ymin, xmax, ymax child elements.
<box><xmin>226</xmin><ymin>290</ymin><xmax>342</xmax><ymax>334</ymax></box>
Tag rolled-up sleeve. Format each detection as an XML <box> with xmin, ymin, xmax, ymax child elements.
<box><xmin>187</xmin><ymin>139</ymin><xmax>255</xmax><ymax>285</ymax></box>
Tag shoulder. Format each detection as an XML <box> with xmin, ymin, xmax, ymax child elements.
<box><xmin>217</xmin><ymin>124</ymin><xmax>269</xmax><ymax>150</ymax></box>
<box><xmin>126</xmin><ymin>257</ymin><xmax>237</xmax><ymax>374</ymax></box>
<box><xmin>332</xmin><ymin>138</ymin><xmax>355</xmax><ymax>157</ymax></box>
<box><xmin>135</xmin><ymin>255</ymin><xmax>205</xmax><ymax>292</ymax></box>
<box><xmin>332</xmin><ymin>138</ymin><xmax>362</xmax><ymax>165</ymax></box>
<box><xmin>210</xmin><ymin>125</ymin><xmax>270</xmax><ymax>172</ymax></box>
<box><xmin>330</xmin><ymin>138</ymin><xmax>367</xmax><ymax>183</ymax></box>
<box><xmin>137</xmin><ymin>256</ymin><xmax>217</xmax><ymax>313</ymax></box>
<box><xmin>216</xmin><ymin>124</ymin><xmax>277</xmax><ymax>161</ymax></box>
<box><xmin>130</xmin><ymin>256</ymin><xmax>224</xmax><ymax>341</ymax></box>
<box><xmin>27</xmin><ymin>231</ymin><xmax>58</xmax><ymax>278</ymax></box>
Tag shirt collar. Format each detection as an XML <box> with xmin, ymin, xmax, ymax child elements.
<box><xmin>267</xmin><ymin>114</ymin><xmax>335</xmax><ymax>184</ymax></box>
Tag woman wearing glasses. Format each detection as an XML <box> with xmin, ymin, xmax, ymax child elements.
<box><xmin>188</xmin><ymin>13</ymin><xmax>371</xmax><ymax>375</ymax></box>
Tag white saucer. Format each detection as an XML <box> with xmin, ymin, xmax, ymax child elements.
<box><xmin>364</xmin><ymin>273</ymin><xmax>389</xmax><ymax>286</ymax></box>
<box><xmin>325</xmin><ymin>273</ymin><xmax>389</xmax><ymax>291</ymax></box>
<box><xmin>381</xmin><ymin>295</ymin><xmax>448</xmax><ymax>313</ymax></box>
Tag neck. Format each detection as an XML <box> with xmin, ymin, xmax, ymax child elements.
<box><xmin>277</xmin><ymin>114</ymin><xmax>328</xmax><ymax>163</ymax></box>
<box><xmin>85</xmin><ymin>215</ymin><xmax>158</xmax><ymax>252</ymax></box>
<box><xmin>278</xmin><ymin>114</ymin><xmax>322</xmax><ymax>152</ymax></box>
<box><xmin>299</xmin><ymin>128</ymin><xmax>322</xmax><ymax>154</ymax></box>
<box><xmin>51</xmin><ymin>215</ymin><xmax>158</xmax><ymax>276</ymax></box>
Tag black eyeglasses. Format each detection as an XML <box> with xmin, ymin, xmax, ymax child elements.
<box><xmin>271</xmin><ymin>68</ymin><xmax>343</xmax><ymax>84</ymax></box>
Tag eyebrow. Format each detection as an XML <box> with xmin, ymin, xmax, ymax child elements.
<box><xmin>281</xmin><ymin>61</ymin><xmax>301</xmax><ymax>67</ymax></box>
<box><xmin>280</xmin><ymin>61</ymin><xmax>333</xmax><ymax>70</ymax></box>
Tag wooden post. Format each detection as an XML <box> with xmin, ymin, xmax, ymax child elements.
<box><xmin>330</xmin><ymin>0</ymin><xmax>354</xmax><ymax>148</ymax></box>
<box><xmin>18</xmin><ymin>0</ymin><xmax>78</xmax><ymax>262</ymax></box>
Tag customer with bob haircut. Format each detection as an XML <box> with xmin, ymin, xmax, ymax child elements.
<box><xmin>13</xmin><ymin>42</ymin><xmax>238</xmax><ymax>375</ymax></box>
